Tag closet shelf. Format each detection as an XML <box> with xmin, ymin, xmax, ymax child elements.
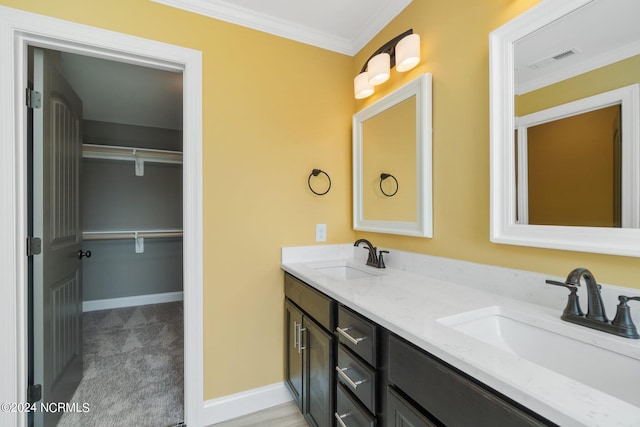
<box><xmin>83</xmin><ymin>229</ymin><xmax>183</xmax><ymax>241</ymax></box>
<box><xmin>82</xmin><ymin>144</ymin><xmax>183</xmax><ymax>165</ymax></box>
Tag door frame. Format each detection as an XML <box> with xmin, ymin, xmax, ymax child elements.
<box><xmin>0</xmin><ymin>6</ymin><xmax>204</xmax><ymax>427</ymax></box>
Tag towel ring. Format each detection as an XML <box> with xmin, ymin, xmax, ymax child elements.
<box><xmin>308</xmin><ymin>169</ymin><xmax>331</xmax><ymax>195</ymax></box>
<box><xmin>380</xmin><ymin>173</ymin><xmax>398</xmax><ymax>197</ymax></box>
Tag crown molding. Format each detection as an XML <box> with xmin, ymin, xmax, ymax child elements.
<box><xmin>350</xmin><ymin>0</ymin><xmax>412</xmax><ymax>56</ymax></box>
<box><xmin>151</xmin><ymin>0</ymin><xmax>411</xmax><ymax>56</ymax></box>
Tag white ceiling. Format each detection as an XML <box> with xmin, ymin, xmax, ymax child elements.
<box><xmin>150</xmin><ymin>0</ymin><xmax>412</xmax><ymax>56</ymax></box>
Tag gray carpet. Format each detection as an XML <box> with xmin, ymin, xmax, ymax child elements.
<box><xmin>58</xmin><ymin>302</ymin><xmax>184</xmax><ymax>427</ymax></box>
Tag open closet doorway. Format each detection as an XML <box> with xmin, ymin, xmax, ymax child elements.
<box><xmin>0</xmin><ymin>8</ymin><xmax>203</xmax><ymax>427</ymax></box>
<box><xmin>28</xmin><ymin>48</ymin><xmax>185</xmax><ymax>427</ymax></box>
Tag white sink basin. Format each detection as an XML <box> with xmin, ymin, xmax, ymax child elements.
<box><xmin>310</xmin><ymin>261</ymin><xmax>381</xmax><ymax>280</ymax></box>
<box><xmin>437</xmin><ymin>306</ymin><xmax>640</xmax><ymax>407</ymax></box>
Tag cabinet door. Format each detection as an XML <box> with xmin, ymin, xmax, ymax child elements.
<box><xmin>386</xmin><ymin>386</ymin><xmax>438</xmax><ymax>427</ymax></box>
<box><xmin>285</xmin><ymin>301</ymin><xmax>304</xmax><ymax>410</ymax></box>
<box><xmin>304</xmin><ymin>316</ymin><xmax>334</xmax><ymax>427</ymax></box>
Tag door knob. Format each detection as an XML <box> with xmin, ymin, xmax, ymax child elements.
<box><xmin>77</xmin><ymin>250</ymin><xmax>92</xmax><ymax>259</ymax></box>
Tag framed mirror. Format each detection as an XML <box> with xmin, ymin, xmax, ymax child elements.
<box><xmin>353</xmin><ymin>73</ymin><xmax>432</xmax><ymax>237</ymax></box>
<box><xmin>490</xmin><ymin>0</ymin><xmax>640</xmax><ymax>256</ymax></box>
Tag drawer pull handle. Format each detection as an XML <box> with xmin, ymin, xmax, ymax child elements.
<box><xmin>336</xmin><ymin>326</ymin><xmax>365</xmax><ymax>346</ymax></box>
<box><xmin>335</xmin><ymin>366</ymin><xmax>367</xmax><ymax>390</ymax></box>
<box><xmin>334</xmin><ymin>412</ymin><xmax>350</xmax><ymax>427</ymax></box>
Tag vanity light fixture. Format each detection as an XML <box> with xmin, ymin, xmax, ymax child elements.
<box><xmin>354</xmin><ymin>29</ymin><xmax>421</xmax><ymax>99</ymax></box>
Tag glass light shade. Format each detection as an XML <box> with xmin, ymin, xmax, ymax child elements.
<box><xmin>395</xmin><ymin>33</ymin><xmax>421</xmax><ymax>72</ymax></box>
<box><xmin>367</xmin><ymin>53</ymin><xmax>390</xmax><ymax>86</ymax></box>
<box><xmin>354</xmin><ymin>72</ymin><xmax>374</xmax><ymax>99</ymax></box>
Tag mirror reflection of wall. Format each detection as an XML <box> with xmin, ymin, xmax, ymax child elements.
<box><xmin>524</xmin><ymin>105</ymin><xmax>621</xmax><ymax>227</ymax></box>
<box><xmin>515</xmin><ymin>54</ymin><xmax>640</xmax><ymax>115</ymax></box>
<box><xmin>362</xmin><ymin>96</ymin><xmax>416</xmax><ymax>222</ymax></box>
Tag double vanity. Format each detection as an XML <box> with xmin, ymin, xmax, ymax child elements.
<box><xmin>288</xmin><ymin>1</ymin><xmax>640</xmax><ymax>424</ymax></box>
<box><xmin>281</xmin><ymin>244</ymin><xmax>640</xmax><ymax>427</ymax></box>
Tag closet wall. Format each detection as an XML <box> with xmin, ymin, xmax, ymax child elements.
<box><xmin>81</xmin><ymin>120</ymin><xmax>183</xmax><ymax>305</ymax></box>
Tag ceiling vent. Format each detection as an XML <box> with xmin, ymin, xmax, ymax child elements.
<box><xmin>527</xmin><ymin>48</ymin><xmax>580</xmax><ymax>70</ymax></box>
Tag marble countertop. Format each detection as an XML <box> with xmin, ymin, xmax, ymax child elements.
<box><xmin>281</xmin><ymin>245</ymin><xmax>640</xmax><ymax>427</ymax></box>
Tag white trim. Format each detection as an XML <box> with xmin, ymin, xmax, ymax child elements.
<box><xmin>150</xmin><ymin>0</ymin><xmax>411</xmax><ymax>56</ymax></box>
<box><xmin>82</xmin><ymin>291</ymin><xmax>184</xmax><ymax>312</ymax></box>
<box><xmin>202</xmin><ymin>382</ymin><xmax>293</xmax><ymax>426</ymax></box>
<box><xmin>515</xmin><ymin>131</ymin><xmax>529</xmax><ymax>225</ymax></box>
<box><xmin>0</xmin><ymin>6</ymin><xmax>204</xmax><ymax>427</ymax></box>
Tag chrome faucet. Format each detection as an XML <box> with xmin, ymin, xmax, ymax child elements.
<box><xmin>546</xmin><ymin>267</ymin><xmax>640</xmax><ymax>339</ymax></box>
<box><xmin>354</xmin><ymin>239</ymin><xmax>388</xmax><ymax>268</ymax></box>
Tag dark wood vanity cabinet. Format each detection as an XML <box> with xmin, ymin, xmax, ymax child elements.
<box><xmin>387</xmin><ymin>334</ymin><xmax>555</xmax><ymax>427</ymax></box>
<box><xmin>284</xmin><ymin>272</ymin><xmax>556</xmax><ymax>427</ymax></box>
<box><xmin>285</xmin><ymin>273</ymin><xmax>336</xmax><ymax>427</ymax></box>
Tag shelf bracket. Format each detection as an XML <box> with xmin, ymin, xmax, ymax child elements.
<box><xmin>133</xmin><ymin>149</ymin><xmax>145</xmax><ymax>176</ymax></box>
<box><xmin>134</xmin><ymin>232</ymin><xmax>144</xmax><ymax>253</ymax></box>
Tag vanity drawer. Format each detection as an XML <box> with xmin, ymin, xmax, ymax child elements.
<box><xmin>285</xmin><ymin>273</ymin><xmax>334</xmax><ymax>331</ymax></box>
<box><xmin>337</xmin><ymin>345</ymin><xmax>376</xmax><ymax>414</ymax></box>
<box><xmin>337</xmin><ymin>305</ymin><xmax>377</xmax><ymax>366</ymax></box>
<box><xmin>388</xmin><ymin>334</ymin><xmax>549</xmax><ymax>427</ymax></box>
<box><xmin>335</xmin><ymin>382</ymin><xmax>375</xmax><ymax>427</ymax></box>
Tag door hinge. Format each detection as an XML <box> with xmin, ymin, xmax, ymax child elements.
<box><xmin>27</xmin><ymin>237</ymin><xmax>42</xmax><ymax>256</ymax></box>
<box><xmin>27</xmin><ymin>384</ymin><xmax>42</xmax><ymax>404</ymax></box>
<box><xmin>26</xmin><ymin>88</ymin><xmax>41</xmax><ymax>109</ymax></box>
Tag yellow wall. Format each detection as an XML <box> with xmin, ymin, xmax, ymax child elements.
<box><xmin>353</xmin><ymin>0</ymin><xmax>640</xmax><ymax>291</ymax></box>
<box><xmin>6</xmin><ymin>0</ymin><xmax>640</xmax><ymax>405</ymax></box>
<box><xmin>0</xmin><ymin>0</ymin><xmax>355</xmax><ymax>399</ymax></box>
<box><xmin>516</xmin><ymin>54</ymin><xmax>640</xmax><ymax>115</ymax></box>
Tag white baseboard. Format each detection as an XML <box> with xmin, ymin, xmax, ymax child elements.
<box><xmin>82</xmin><ymin>291</ymin><xmax>184</xmax><ymax>312</ymax></box>
<box><xmin>203</xmin><ymin>382</ymin><xmax>293</xmax><ymax>426</ymax></box>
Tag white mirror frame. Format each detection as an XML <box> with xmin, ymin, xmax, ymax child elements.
<box><xmin>353</xmin><ymin>73</ymin><xmax>433</xmax><ymax>237</ymax></box>
<box><xmin>490</xmin><ymin>0</ymin><xmax>640</xmax><ymax>257</ymax></box>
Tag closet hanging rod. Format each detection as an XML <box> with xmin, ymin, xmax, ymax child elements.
<box><xmin>82</xmin><ymin>229</ymin><xmax>183</xmax><ymax>241</ymax></box>
<box><xmin>82</xmin><ymin>144</ymin><xmax>183</xmax><ymax>163</ymax></box>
